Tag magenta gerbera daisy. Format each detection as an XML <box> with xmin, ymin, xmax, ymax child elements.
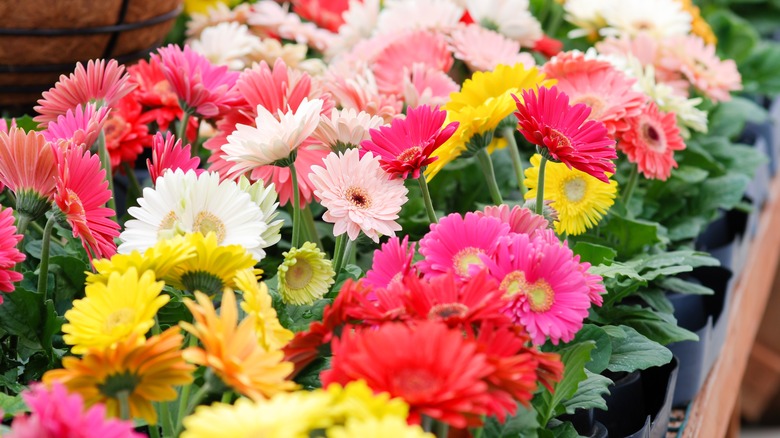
<box><xmin>481</xmin><ymin>230</ymin><xmax>595</xmax><ymax>345</ymax></box>
<box><xmin>364</xmin><ymin>235</ymin><xmax>417</xmax><ymax>290</ymax></box>
<box><xmin>147</xmin><ymin>132</ymin><xmax>203</xmax><ymax>184</ymax></box>
<box><xmin>513</xmin><ymin>86</ymin><xmax>617</xmax><ymax>183</ymax></box>
<box><xmin>0</xmin><ymin>206</ymin><xmax>25</xmax><ymax>300</ymax></box>
<box><xmin>417</xmin><ymin>212</ymin><xmax>510</xmax><ymax>280</ymax></box>
<box><xmin>43</xmin><ymin>103</ymin><xmax>110</xmax><ymax>149</ymax></box>
<box><xmin>617</xmin><ymin>102</ymin><xmax>686</xmax><ymax>181</ymax></box>
<box><xmin>360</xmin><ymin>104</ymin><xmax>458</xmax><ymax>179</ymax></box>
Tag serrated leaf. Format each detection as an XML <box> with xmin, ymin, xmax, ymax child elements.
<box><xmin>484</xmin><ymin>404</ymin><xmax>540</xmax><ymax>438</ymax></box>
<box><xmin>563</xmin><ymin>370</ymin><xmax>612</xmax><ymax>414</ymax></box>
<box><xmin>40</xmin><ymin>299</ymin><xmax>65</xmax><ymax>358</ymax></box>
<box><xmin>572</xmin><ymin>242</ymin><xmax>617</xmax><ymax>266</ymax></box>
<box><xmin>601</xmin><ymin>306</ymin><xmax>698</xmax><ymax>345</ymax></box>
<box><xmin>605</xmin><ymin>325</ymin><xmax>673</xmax><ymax>372</ymax></box>
<box><xmin>535</xmin><ymin>341</ymin><xmax>595</xmax><ymax>426</ymax></box>
<box><xmin>602</xmin><ymin>215</ymin><xmax>663</xmax><ymax>258</ymax></box>
<box><xmin>287</xmin><ymin>299</ymin><xmax>331</xmax><ymax>332</ymax></box>
<box><xmin>589</xmin><ymin>262</ymin><xmax>643</xmax><ymax>281</ymax></box>
<box><xmin>658</xmin><ymin>277</ymin><xmax>714</xmax><ymax>295</ymax></box>
<box><xmin>570</xmin><ymin>325</ymin><xmax>611</xmax><ymax>374</ymax></box>
<box><xmin>637</xmin><ymin>289</ymin><xmax>675</xmax><ymax>314</ymax></box>
<box><xmin>0</xmin><ymin>287</ymin><xmax>43</xmax><ymax>344</ymax></box>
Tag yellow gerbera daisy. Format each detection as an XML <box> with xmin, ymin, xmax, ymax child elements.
<box><xmin>87</xmin><ymin>236</ymin><xmax>195</xmax><ymax>285</ymax></box>
<box><xmin>426</xmin><ymin>63</ymin><xmax>554</xmax><ymax>179</ymax></box>
<box><xmin>327</xmin><ymin>380</ymin><xmax>409</xmax><ymax>424</ymax></box>
<box><xmin>43</xmin><ymin>328</ymin><xmax>194</xmax><ymax>424</ymax></box>
<box><xmin>62</xmin><ymin>268</ymin><xmax>169</xmax><ymax>354</ymax></box>
<box><xmin>524</xmin><ymin>154</ymin><xmax>617</xmax><ymax>235</ymax></box>
<box><xmin>277</xmin><ymin>242</ymin><xmax>335</xmax><ymax>306</ymax></box>
<box><xmin>327</xmin><ymin>417</ymin><xmax>434</xmax><ymax>438</ymax></box>
<box><xmin>235</xmin><ymin>269</ymin><xmax>294</xmax><ymax>351</ymax></box>
<box><xmin>180</xmin><ymin>287</ymin><xmax>296</xmax><ymax>401</ymax></box>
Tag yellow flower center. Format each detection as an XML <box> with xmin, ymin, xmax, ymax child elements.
<box><xmin>500</xmin><ymin>271</ymin><xmax>555</xmax><ymax>312</ymax></box>
<box><xmin>452</xmin><ymin>247</ymin><xmax>485</xmax><ymax>277</ymax></box>
<box><xmin>563</xmin><ymin>177</ymin><xmax>587</xmax><ymax>202</ymax></box>
<box><xmin>286</xmin><ymin>259</ymin><xmax>314</xmax><ymax>290</ymax></box>
<box><xmin>396</xmin><ymin>146</ymin><xmax>422</xmax><ymax>162</ymax></box>
<box><xmin>158</xmin><ymin>211</ymin><xmax>182</xmax><ymax>240</ymax></box>
<box><xmin>548</xmin><ymin>128</ymin><xmax>573</xmax><ymax>152</ymax></box>
<box><xmin>500</xmin><ymin>271</ymin><xmax>531</xmax><ymax>297</ymax></box>
<box><xmin>345</xmin><ymin>186</ymin><xmax>372</xmax><ymax>209</ymax></box>
<box><xmin>193</xmin><ymin>211</ymin><xmax>226</xmax><ymax>244</ymax></box>
<box><xmin>572</xmin><ymin>94</ymin><xmax>606</xmax><ymax>120</ymax></box>
<box><xmin>104</xmin><ymin>308</ymin><xmax>135</xmax><ymax>332</ymax></box>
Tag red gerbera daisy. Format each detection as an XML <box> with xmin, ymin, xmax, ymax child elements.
<box><xmin>513</xmin><ymin>86</ymin><xmax>617</xmax><ymax>183</ymax></box>
<box><xmin>103</xmin><ymin>95</ymin><xmax>152</xmax><ymax>171</ymax></box>
<box><xmin>147</xmin><ymin>132</ymin><xmax>202</xmax><ymax>184</ymax></box>
<box><xmin>617</xmin><ymin>101</ymin><xmax>686</xmax><ymax>181</ymax></box>
<box><xmin>321</xmin><ymin>321</ymin><xmax>494</xmax><ymax>428</ymax></box>
<box><xmin>0</xmin><ymin>207</ymin><xmax>25</xmax><ymax>299</ymax></box>
<box><xmin>53</xmin><ymin>145</ymin><xmax>119</xmax><ymax>261</ymax></box>
<box><xmin>360</xmin><ymin>105</ymin><xmax>458</xmax><ymax>179</ymax></box>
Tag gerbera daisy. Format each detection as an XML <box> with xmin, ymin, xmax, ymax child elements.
<box><xmin>235</xmin><ymin>269</ymin><xmax>294</xmax><ymax>351</ymax></box>
<box><xmin>448</xmin><ymin>24</ymin><xmax>536</xmax><ymax>73</ymax></box>
<box><xmin>190</xmin><ymin>21</ymin><xmax>262</xmax><ymax>71</ymax></box>
<box><xmin>513</xmin><ymin>86</ymin><xmax>616</xmax><ymax>183</ymax></box>
<box><xmin>88</xmin><ymin>235</ymin><xmax>195</xmax><ymax>286</ymax></box>
<box><xmin>326</xmin><ymin>380</ymin><xmax>411</xmax><ymax>424</ymax></box>
<box><xmin>374</xmin><ymin>0</ymin><xmax>463</xmax><ymax>35</ymax></box>
<box><xmin>361</xmin><ymin>105</ymin><xmax>458</xmax><ymax>179</ymax></box>
<box><xmin>371</xmin><ymin>30</ymin><xmax>454</xmax><ymax>97</ymax></box>
<box><xmin>310</xmin><ymin>149</ymin><xmax>408</xmax><ymax>242</ymax></box>
<box><xmin>277</xmin><ymin>242</ymin><xmax>336</xmax><ymax>305</ymax></box>
<box><xmin>322</xmin><ymin>321</ymin><xmax>493</xmax><ymax>428</ymax></box>
<box><xmin>154</xmin><ymin>44</ymin><xmax>241</xmax><ymax>118</ymax></box>
<box><xmin>33</xmin><ymin>59</ymin><xmax>135</xmax><ymax>127</ymax></box>
<box><xmin>42</xmin><ymin>103</ymin><xmax>109</xmax><ymax>149</ymax></box>
<box><xmin>618</xmin><ymin>102</ymin><xmax>686</xmax><ymax>180</ymax></box>
<box><xmin>0</xmin><ymin>128</ymin><xmax>57</xmax><ymax>220</ymax></box>
<box><xmin>677</xmin><ymin>0</ymin><xmax>716</xmax><ymax>45</ymax></box>
<box><xmin>476</xmin><ymin>204</ymin><xmax>549</xmax><ymax>235</ymax></box>
<box><xmin>237</xmin><ymin>176</ymin><xmax>285</xmax><ymax>250</ymax></box>
<box><xmin>247</xmin><ymin>1</ymin><xmax>335</xmax><ymax>52</ymax></box>
<box><xmin>293</xmin><ymin>0</ymin><xmax>351</xmax><ymax>32</ymax></box>
<box><xmin>481</xmin><ymin>232</ymin><xmax>594</xmax><ymax>344</ymax></box>
<box><xmin>103</xmin><ymin>94</ymin><xmax>152</xmax><ymax>170</ymax></box>
<box><xmin>53</xmin><ymin>144</ymin><xmax>119</xmax><ymax>261</ymax></box>
<box><xmin>543</xmin><ymin>50</ymin><xmax>614</xmax><ymax>78</ymax></box>
<box><xmin>62</xmin><ymin>268</ymin><xmax>168</xmax><ymax>354</ymax></box>
<box><xmin>42</xmin><ymin>328</ymin><xmax>194</xmax><ymax>424</ymax></box>
<box><xmin>0</xmin><ymin>207</ymin><xmax>25</xmax><ymax>299</ymax></box>
<box><xmin>402</xmin><ymin>63</ymin><xmax>460</xmax><ymax>109</ymax></box>
<box><xmin>7</xmin><ymin>383</ymin><xmax>142</xmax><ymax>438</ymax></box>
<box><xmin>563</xmin><ymin>0</ymin><xmax>610</xmax><ymax>40</ymax></box>
<box><xmin>524</xmin><ymin>154</ymin><xmax>617</xmax><ymax>235</ymax></box>
<box><xmin>364</xmin><ymin>236</ymin><xmax>416</xmax><ymax>290</ymax></box>
<box><xmin>147</xmin><ymin>132</ymin><xmax>202</xmax><ymax>184</ymax></box>
<box><xmin>417</xmin><ymin>212</ymin><xmax>510</xmax><ymax>279</ymax></box>
<box><xmin>181</xmin><ymin>287</ymin><xmax>296</xmax><ymax>401</ymax></box>
<box><xmin>329</xmin><ymin>417</ymin><xmax>433</xmax><ymax>438</ymax></box>
<box><xmin>323</xmin><ymin>65</ymin><xmax>402</xmax><ymax>123</ymax></box>
<box><xmin>600</xmin><ymin>0</ymin><xmax>691</xmax><ymax>39</ymax></box>
<box><xmin>465</xmin><ymin>0</ymin><xmax>542</xmax><ymax>47</ymax></box>
<box><xmin>312</xmin><ymin>108</ymin><xmax>385</xmax><ymax>152</ymax></box>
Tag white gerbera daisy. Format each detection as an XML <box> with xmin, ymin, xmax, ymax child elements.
<box><xmin>564</xmin><ymin>0</ymin><xmax>613</xmax><ymax>40</ymax></box>
<box><xmin>189</xmin><ymin>22</ymin><xmax>262</xmax><ymax>71</ymax></box>
<box><xmin>119</xmin><ymin>170</ymin><xmax>271</xmax><ymax>260</ymax></box>
<box><xmin>465</xmin><ymin>0</ymin><xmax>542</xmax><ymax>47</ymax></box>
<box><xmin>375</xmin><ymin>0</ymin><xmax>463</xmax><ymax>36</ymax></box>
<box><xmin>238</xmin><ymin>176</ymin><xmax>284</xmax><ymax>250</ymax></box>
<box><xmin>312</xmin><ymin>108</ymin><xmax>385</xmax><ymax>151</ymax></box>
<box><xmin>223</xmin><ymin>97</ymin><xmax>324</xmax><ymax>174</ymax></box>
<box><xmin>600</xmin><ymin>0</ymin><xmax>691</xmax><ymax>39</ymax></box>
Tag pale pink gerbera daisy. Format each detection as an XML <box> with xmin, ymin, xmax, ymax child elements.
<box><xmin>372</xmin><ymin>30</ymin><xmax>453</xmax><ymax>96</ymax></box>
<box><xmin>146</xmin><ymin>132</ymin><xmax>203</xmax><ymax>184</ymax></box>
<box><xmin>312</xmin><ymin>108</ymin><xmax>385</xmax><ymax>151</ymax></box>
<box><xmin>309</xmin><ymin>148</ymin><xmax>409</xmax><ymax>242</ymax></box>
<box><xmin>43</xmin><ymin>103</ymin><xmax>110</xmax><ymax>149</ymax></box>
<box><xmin>323</xmin><ymin>65</ymin><xmax>402</xmax><ymax>123</ymax></box>
<box><xmin>618</xmin><ymin>101</ymin><xmax>685</xmax><ymax>181</ymax></box>
<box><xmin>7</xmin><ymin>383</ymin><xmax>141</xmax><ymax>438</ymax></box>
<box><xmin>448</xmin><ymin>24</ymin><xmax>536</xmax><ymax>73</ymax></box>
<box><xmin>0</xmin><ymin>207</ymin><xmax>25</xmax><ymax>300</ymax></box>
<box><xmin>364</xmin><ymin>235</ymin><xmax>417</xmax><ymax>290</ymax></box>
<box><xmin>54</xmin><ymin>144</ymin><xmax>119</xmax><ymax>261</ymax></box>
<box><xmin>417</xmin><ymin>212</ymin><xmax>510</xmax><ymax>280</ymax></box>
<box><xmin>402</xmin><ymin>63</ymin><xmax>460</xmax><ymax>108</ymax></box>
<box><xmin>154</xmin><ymin>44</ymin><xmax>241</xmax><ymax>118</ymax></box>
<box><xmin>0</xmin><ymin>128</ymin><xmax>58</xmax><ymax>220</ymax></box>
<box><xmin>361</xmin><ymin>104</ymin><xmax>458</xmax><ymax>179</ymax></box>
<box><xmin>481</xmin><ymin>231</ymin><xmax>594</xmax><ymax>345</ymax></box>
<box><xmin>33</xmin><ymin>59</ymin><xmax>135</xmax><ymax>128</ymax></box>
<box><xmin>475</xmin><ymin>204</ymin><xmax>549</xmax><ymax>235</ymax></box>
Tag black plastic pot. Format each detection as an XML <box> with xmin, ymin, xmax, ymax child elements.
<box><xmin>694</xmin><ymin>208</ymin><xmax>748</xmax><ymax>272</ymax></box>
<box><xmin>694</xmin><ymin>266</ymin><xmax>733</xmax><ymax>373</ymax></box>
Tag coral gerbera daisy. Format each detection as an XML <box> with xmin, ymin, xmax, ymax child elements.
<box><xmin>147</xmin><ymin>132</ymin><xmax>203</xmax><ymax>184</ymax></box>
<box><xmin>7</xmin><ymin>383</ymin><xmax>142</xmax><ymax>438</ymax></box>
<box><xmin>312</xmin><ymin>108</ymin><xmax>385</xmax><ymax>151</ymax></box>
<box><xmin>53</xmin><ymin>144</ymin><xmax>119</xmax><ymax>261</ymax></box>
<box><xmin>42</xmin><ymin>103</ymin><xmax>109</xmax><ymax>149</ymax></box>
<box><xmin>475</xmin><ymin>204</ymin><xmax>549</xmax><ymax>235</ymax></box>
<box><xmin>42</xmin><ymin>328</ymin><xmax>195</xmax><ymax>424</ymax></box>
<box><xmin>618</xmin><ymin>102</ymin><xmax>686</xmax><ymax>181</ymax></box>
<box><xmin>513</xmin><ymin>86</ymin><xmax>617</xmax><ymax>183</ymax></box>
<box><xmin>181</xmin><ymin>287</ymin><xmax>296</xmax><ymax>401</ymax></box>
<box><xmin>481</xmin><ymin>231</ymin><xmax>594</xmax><ymax>345</ymax></box>
<box><xmin>235</xmin><ymin>269</ymin><xmax>294</xmax><ymax>351</ymax></box>
<box><xmin>364</xmin><ymin>236</ymin><xmax>416</xmax><ymax>290</ymax></box>
<box><xmin>524</xmin><ymin>154</ymin><xmax>617</xmax><ymax>236</ymax></box>
<box><xmin>277</xmin><ymin>242</ymin><xmax>336</xmax><ymax>306</ymax></box>
<box><xmin>361</xmin><ymin>105</ymin><xmax>458</xmax><ymax>180</ymax></box>
<box><xmin>0</xmin><ymin>207</ymin><xmax>25</xmax><ymax>299</ymax></box>
<box><xmin>321</xmin><ymin>321</ymin><xmax>493</xmax><ymax>428</ymax></box>
<box><xmin>0</xmin><ymin>128</ymin><xmax>58</xmax><ymax>220</ymax></box>
<box><xmin>310</xmin><ymin>149</ymin><xmax>409</xmax><ymax>242</ymax></box>
<box><xmin>417</xmin><ymin>212</ymin><xmax>510</xmax><ymax>279</ymax></box>
<box><xmin>62</xmin><ymin>268</ymin><xmax>169</xmax><ymax>354</ymax></box>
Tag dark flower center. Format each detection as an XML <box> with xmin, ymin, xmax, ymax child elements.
<box><xmin>345</xmin><ymin>186</ymin><xmax>371</xmax><ymax>208</ymax></box>
<box><xmin>642</xmin><ymin>122</ymin><xmax>666</xmax><ymax>152</ymax></box>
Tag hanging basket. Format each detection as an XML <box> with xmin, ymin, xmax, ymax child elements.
<box><xmin>0</xmin><ymin>0</ymin><xmax>182</xmax><ymax>112</ymax></box>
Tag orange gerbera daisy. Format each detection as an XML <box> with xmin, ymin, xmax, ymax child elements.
<box><xmin>42</xmin><ymin>328</ymin><xmax>194</xmax><ymax>425</ymax></box>
<box><xmin>180</xmin><ymin>287</ymin><xmax>296</xmax><ymax>401</ymax></box>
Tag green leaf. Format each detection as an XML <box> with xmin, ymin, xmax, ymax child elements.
<box><xmin>47</xmin><ymin>255</ymin><xmax>89</xmax><ymax>313</ymax></box>
<box><xmin>604</xmin><ymin>325</ymin><xmax>673</xmax><ymax>373</ymax></box>
<box><xmin>637</xmin><ymin>289</ymin><xmax>674</xmax><ymax>314</ymax></box>
<box><xmin>601</xmin><ymin>306</ymin><xmax>698</xmax><ymax>345</ymax></box>
<box><xmin>740</xmin><ymin>41</ymin><xmax>780</xmax><ymax>95</ymax></box>
<box><xmin>570</xmin><ymin>325</ymin><xmax>611</xmax><ymax>374</ymax></box>
<box><xmin>286</xmin><ymin>299</ymin><xmax>331</xmax><ymax>332</ymax></box>
<box><xmin>589</xmin><ymin>262</ymin><xmax>643</xmax><ymax>281</ymax></box>
<box><xmin>601</xmin><ymin>215</ymin><xmax>663</xmax><ymax>259</ymax></box>
<box><xmin>0</xmin><ymin>393</ymin><xmax>27</xmax><ymax>417</ymax></box>
<box><xmin>657</xmin><ymin>277</ymin><xmax>714</xmax><ymax>295</ymax></box>
<box><xmin>693</xmin><ymin>173</ymin><xmax>751</xmax><ymax>214</ymax></box>
<box><xmin>562</xmin><ymin>370</ymin><xmax>612</xmax><ymax>414</ymax></box>
<box><xmin>12</xmin><ymin>115</ymin><xmax>40</xmax><ymax>132</ymax></box>
<box><xmin>40</xmin><ymin>299</ymin><xmax>65</xmax><ymax>358</ymax></box>
<box><xmin>0</xmin><ymin>287</ymin><xmax>43</xmax><ymax>344</ymax></box>
<box><xmin>294</xmin><ymin>357</ymin><xmax>330</xmax><ymax>390</ymax></box>
<box><xmin>549</xmin><ymin>421</ymin><xmax>583</xmax><ymax>438</ymax></box>
<box><xmin>483</xmin><ymin>404</ymin><xmax>540</xmax><ymax>438</ymax></box>
<box><xmin>24</xmin><ymin>239</ymin><xmax>69</xmax><ymax>260</ymax></box>
<box><xmin>572</xmin><ymin>242</ymin><xmax>617</xmax><ymax>266</ymax></box>
<box><xmin>708</xmin><ymin>96</ymin><xmax>767</xmax><ymax>139</ymax></box>
<box><xmin>706</xmin><ymin>9</ymin><xmax>760</xmax><ymax>64</ymax></box>
<box><xmin>535</xmin><ymin>341</ymin><xmax>595</xmax><ymax>426</ymax></box>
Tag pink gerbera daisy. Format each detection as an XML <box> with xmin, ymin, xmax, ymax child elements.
<box><xmin>475</xmin><ymin>204</ymin><xmax>549</xmax><ymax>235</ymax></box>
<box><xmin>660</xmin><ymin>34</ymin><xmax>742</xmax><ymax>102</ymax></box>
<box><xmin>154</xmin><ymin>44</ymin><xmax>241</xmax><ymax>118</ymax></box>
<box><xmin>360</xmin><ymin>104</ymin><xmax>458</xmax><ymax>179</ymax></box>
<box><xmin>448</xmin><ymin>24</ymin><xmax>536</xmax><ymax>72</ymax></box>
<box><xmin>33</xmin><ymin>59</ymin><xmax>135</xmax><ymax>128</ymax></box>
<box><xmin>292</xmin><ymin>0</ymin><xmax>351</xmax><ymax>32</ymax></box>
<box><xmin>513</xmin><ymin>86</ymin><xmax>617</xmax><ymax>183</ymax></box>
<box><xmin>364</xmin><ymin>235</ymin><xmax>417</xmax><ymax>290</ymax></box>
<box><xmin>417</xmin><ymin>212</ymin><xmax>510</xmax><ymax>280</ymax></box>
<box><xmin>402</xmin><ymin>63</ymin><xmax>460</xmax><ymax>108</ymax></box>
<box><xmin>617</xmin><ymin>102</ymin><xmax>686</xmax><ymax>181</ymax></box>
<box><xmin>147</xmin><ymin>132</ymin><xmax>202</xmax><ymax>184</ymax></box>
<box><xmin>0</xmin><ymin>207</ymin><xmax>25</xmax><ymax>299</ymax></box>
<box><xmin>43</xmin><ymin>103</ymin><xmax>109</xmax><ymax>149</ymax></box>
<box><xmin>7</xmin><ymin>383</ymin><xmax>141</xmax><ymax>438</ymax></box>
<box><xmin>54</xmin><ymin>144</ymin><xmax>119</xmax><ymax>261</ymax></box>
<box><xmin>324</xmin><ymin>65</ymin><xmax>402</xmax><ymax>123</ymax></box>
<box><xmin>0</xmin><ymin>128</ymin><xmax>58</xmax><ymax>220</ymax></box>
<box><xmin>481</xmin><ymin>231</ymin><xmax>594</xmax><ymax>345</ymax></box>
<box><xmin>372</xmin><ymin>30</ymin><xmax>454</xmax><ymax>96</ymax></box>
<box><xmin>309</xmin><ymin>149</ymin><xmax>409</xmax><ymax>242</ymax></box>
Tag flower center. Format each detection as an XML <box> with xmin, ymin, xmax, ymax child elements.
<box><xmin>547</xmin><ymin>128</ymin><xmax>573</xmax><ymax>154</ymax></box>
<box><xmin>286</xmin><ymin>258</ymin><xmax>314</xmax><ymax>290</ymax></box>
<box><xmin>104</xmin><ymin>308</ymin><xmax>135</xmax><ymax>333</ymax></box>
<box><xmin>345</xmin><ymin>186</ymin><xmax>371</xmax><ymax>209</ymax></box>
<box><xmin>428</xmin><ymin>303</ymin><xmax>469</xmax><ymax>320</ymax></box>
<box><xmin>527</xmin><ymin>280</ymin><xmax>555</xmax><ymax>312</ymax></box>
<box><xmin>500</xmin><ymin>271</ymin><xmax>531</xmax><ymax>297</ymax></box>
<box><xmin>563</xmin><ymin>177</ymin><xmax>587</xmax><ymax>202</ymax></box>
<box><xmin>641</xmin><ymin>122</ymin><xmax>666</xmax><ymax>152</ymax></box>
<box><xmin>396</xmin><ymin>146</ymin><xmax>422</xmax><ymax>163</ymax></box>
<box><xmin>193</xmin><ymin>211</ymin><xmax>226</xmax><ymax>244</ymax></box>
<box><xmin>103</xmin><ymin>116</ymin><xmax>128</xmax><ymax>146</ymax></box>
<box><xmin>452</xmin><ymin>247</ymin><xmax>485</xmax><ymax>277</ymax></box>
<box><xmin>158</xmin><ymin>211</ymin><xmax>183</xmax><ymax>240</ymax></box>
<box><xmin>393</xmin><ymin>369</ymin><xmax>437</xmax><ymax>400</ymax></box>
<box><xmin>572</xmin><ymin>94</ymin><xmax>606</xmax><ymax>120</ymax></box>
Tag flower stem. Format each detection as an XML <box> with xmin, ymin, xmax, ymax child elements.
<box><xmin>435</xmin><ymin>420</ymin><xmax>450</xmax><ymax>438</ymax></box>
<box><xmin>160</xmin><ymin>401</ymin><xmax>174</xmax><ymax>438</ymax></box>
<box><xmin>535</xmin><ymin>156</ymin><xmax>548</xmax><ymax>215</ymax></box>
<box><xmin>122</xmin><ymin>162</ymin><xmax>143</xmax><ymax>211</ymax></box>
<box><xmin>417</xmin><ymin>175</ymin><xmax>438</xmax><ymax>223</ymax></box>
<box><xmin>177</xmin><ymin>111</ymin><xmax>191</xmax><ymax>146</ymax></box>
<box><xmin>475</xmin><ymin>148</ymin><xmax>503</xmax><ymax>205</ymax></box>
<box><xmin>118</xmin><ymin>390</ymin><xmax>131</xmax><ymax>421</ymax></box>
<box><xmin>149</xmin><ymin>423</ymin><xmax>161</xmax><ymax>438</ymax></box>
<box><xmin>503</xmin><ymin>127</ymin><xmax>527</xmax><ymax>195</ymax></box>
<box><xmin>289</xmin><ymin>163</ymin><xmax>302</xmax><ymax>248</ymax></box>
<box><xmin>621</xmin><ymin>164</ymin><xmax>639</xmax><ymax>213</ymax></box>
<box><xmin>174</xmin><ymin>383</ymin><xmax>210</xmax><ymax>437</ymax></box>
<box><xmin>36</xmin><ymin>215</ymin><xmax>56</xmax><ymax>300</ymax></box>
<box><xmin>96</xmin><ymin>130</ymin><xmax>117</xmax><ymax>223</ymax></box>
<box><xmin>331</xmin><ymin>233</ymin><xmax>346</xmax><ymax>275</ymax></box>
<box><xmin>176</xmin><ymin>336</ymin><xmax>198</xmax><ymax>425</ymax></box>
<box><xmin>220</xmin><ymin>392</ymin><xmax>232</xmax><ymax>403</ymax></box>
<box><xmin>14</xmin><ymin>213</ymin><xmax>31</xmax><ymax>266</ymax></box>
<box><xmin>301</xmin><ymin>204</ymin><xmax>323</xmax><ymax>251</ymax></box>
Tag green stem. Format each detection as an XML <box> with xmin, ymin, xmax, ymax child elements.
<box><xmin>118</xmin><ymin>390</ymin><xmax>131</xmax><ymax>421</ymax></box>
<box><xmin>36</xmin><ymin>215</ymin><xmax>56</xmax><ymax>300</ymax></box>
<box><xmin>220</xmin><ymin>392</ymin><xmax>232</xmax><ymax>403</ymax></box>
<box><xmin>435</xmin><ymin>420</ymin><xmax>450</xmax><ymax>438</ymax></box>
<box><xmin>621</xmin><ymin>165</ymin><xmax>639</xmax><ymax>213</ymax></box>
<box><xmin>422</xmin><ymin>415</ymin><xmax>434</xmax><ymax>433</ymax></box>
<box><xmin>174</xmin><ymin>383</ymin><xmax>210</xmax><ymax>437</ymax></box>
<box><xmin>546</xmin><ymin>1</ymin><xmax>564</xmax><ymax>38</ymax></box>
<box><xmin>177</xmin><ymin>111</ymin><xmax>191</xmax><ymax>146</ymax></box>
<box><xmin>149</xmin><ymin>423</ymin><xmax>161</xmax><ymax>438</ymax></box>
<box><xmin>342</xmin><ymin>238</ymin><xmax>355</xmax><ymax>269</ymax></box>
<box><xmin>535</xmin><ymin>156</ymin><xmax>548</xmax><ymax>216</ymax></box>
<box><xmin>176</xmin><ymin>336</ymin><xmax>198</xmax><ymax>425</ymax></box>
<box><xmin>475</xmin><ymin>148</ymin><xmax>503</xmax><ymax>205</ymax></box>
<box><xmin>417</xmin><ymin>175</ymin><xmax>438</xmax><ymax>223</ymax></box>
<box><xmin>289</xmin><ymin>163</ymin><xmax>302</xmax><ymax>248</ymax></box>
<box><xmin>122</xmin><ymin>162</ymin><xmax>143</xmax><ymax>211</ymax></box>
<box><xmin>160</xmin><ymin>401</ymin><xmax>174</xmax><ymax>438</ymax></box>
<box><xmin>96</xmin><ymin>130</ymin><xmax>117</xmax><ymax>223</ymax></box>
<box><xmin>14</xmin><ymin>213</ymin><xmax>31</xmax><ymax>270</ymax></box>
<box><xmin>331</xmin><ymin>234</ymin><xmax>346</xmax><ymax>275</ymax></box>
<box><xmin>301</xmin><ymin>205</ymin><xmax>323</xmax><ymax>251</ymax></box>
<box><xmin>503</xmin><ymin>128</ymin><xmax>527</xmax><ymax>195</ymax></box>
